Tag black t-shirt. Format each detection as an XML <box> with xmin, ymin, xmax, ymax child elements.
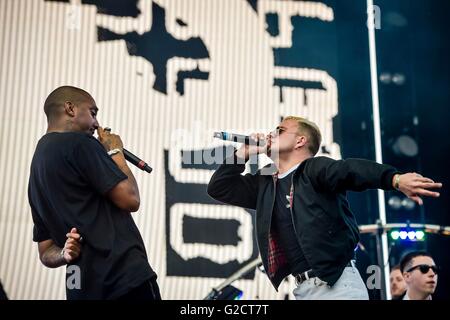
<box><xmin>28</xmin><ymin>132</ymin><xmax>155</xmax><ymax>299</ymax></box>
<box><xmin>273</xmin><ymin>170</ymin><xmax>310</xmax><ymax>275</ymax></box>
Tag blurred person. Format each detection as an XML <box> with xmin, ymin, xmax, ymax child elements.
<box><xmin>390</xmin><ymin>265</ymin><xmax>407</xmax><ymax>300</ymax></box>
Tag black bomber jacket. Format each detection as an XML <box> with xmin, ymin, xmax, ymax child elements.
<box><xmin>207</xmin><ymin>153</ymin><xmax>398</xmax><ymax>289</ymax></box>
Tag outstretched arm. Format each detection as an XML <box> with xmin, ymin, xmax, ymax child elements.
<box><xmin>392</xmin><ymin>172</ymin><xmax>442</xmax><ymax>205</ymax></box>
<box><xmin>308</xmin><ymin>157</ymin><xmax>443</xmax><ymax>205</ymax></box>
<box><xmin>309</xmin><ymin>157</ymin><xmax>399</xmax><ymax>193</ymax></box>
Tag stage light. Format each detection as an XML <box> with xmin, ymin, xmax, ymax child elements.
<box><xmin>391</xmin><ymin>231</ymin><xmax>400</xmax><ymax>240</ymax></box>
<box><xmin>401</xmin><ymin>198</ymin><xmax>416</xmax><ymax>210</ymax></box>
<box><xmin>389</xmin><ymin>229</ymin><xmax>426</xmax><ymax>242</ymax></box>
<box><xmin>391</xmin><ymin>135</ymin><xmax>418</xmax><ymax>158</ymax></box>
<box><xmin>388</xmin><ymin>196</ymin><xmax>402</xmax><ymax>210</ymax></box>
<box><xmin>388</xmin><ymin>196</ymin><xmax>416</xmax><ymax>211</ymax></box>
<box><xmin>415</xmin><ymin>231</ymin><xmax>425</xmax><ymax>240</ymax></box>
<box><xmin>204</xmin><ymin>285</ymin><xmax>243</xmax><ymax>300</ymax></box>
<box><xmin>392</xmin><ymin>73</ymin><xmax>406</xmax><ymax>85</ymax></box>
<box><xmin>233</xmin><ymin>290</ymin><xmax>244</xmax><ymax>300</ymax></box>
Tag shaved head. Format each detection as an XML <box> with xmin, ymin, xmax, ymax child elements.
<box><xmin>44</xmin><ymin>86</ymin><xmax>93</xmax><ymax>122</ymax></box>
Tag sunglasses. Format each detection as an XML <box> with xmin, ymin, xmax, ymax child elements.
<box><xmin>406</xmin><ymin>264</ymin><xmax>439</xmax><ymax>275</ymax></box>
<box><xmin>271</xmin><ymin>127</ymin><xmax>299</xmax><ymax>137</ymax></box>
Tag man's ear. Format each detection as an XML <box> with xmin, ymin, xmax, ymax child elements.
<box><xmin>403</xmin><ymin>272</ymin><xmax>411</xmax><ymax>283</ymax></box>
<box><xmin>64</xmin><ymin>101</ymin><xmax>75</xmax><ymax>117</ymax></box>
<box><xmin>295</xmin><ymin>135</ymin><xmax>307</xmax><ymax>149</ymax></box>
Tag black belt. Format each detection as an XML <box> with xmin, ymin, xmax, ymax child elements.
<box><xmin>294</xmin><ymin>260</ymin><xmax>354</xmax><ymax>285</ymax></box>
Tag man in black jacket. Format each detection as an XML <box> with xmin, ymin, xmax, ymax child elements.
<box><xmin>207</xmin><ymin>116</ymin><xmax>441</xmax><ymax>299</ymax></box>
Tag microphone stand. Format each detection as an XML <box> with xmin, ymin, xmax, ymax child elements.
<box><xmin>203</xmin><ymin>258</ymin><xmax>262</xmax><ymax>300</ymax></box>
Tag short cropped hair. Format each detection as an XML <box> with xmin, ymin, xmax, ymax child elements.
<box><xmin>400</xmin><ymin>251</ymin><xmax>433</xmax><ymax>273</ymax></box>
<box><xmin>44</xmin><ymin>86</ymin><xmax>91</xmax><ymax>120</ymax></box>
<box><xmin>283</xmin><ymin>116</ymin><xmax>322</xmax><ymax>156</ymax></box>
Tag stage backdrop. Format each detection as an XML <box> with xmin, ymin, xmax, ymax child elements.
<box><xmin>0</xmin><ymin>0</ymin><xmax>373</xmax><ymax>299</ymax></box>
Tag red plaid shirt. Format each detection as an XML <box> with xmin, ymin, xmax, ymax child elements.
<box><xmin>267</xmin><ymin>228</ymin><xmax>288</xmax><ymax>278</ymax></box>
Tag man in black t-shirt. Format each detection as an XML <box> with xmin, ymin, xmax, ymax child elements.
<box><xmin>28</xmin><ymin>86</ymin><xmax>160</xmax><ymax>300</ymax></box>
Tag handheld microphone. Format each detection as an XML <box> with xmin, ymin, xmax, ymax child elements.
<box><xmin>213</xmin><ymin>132</ymin><xmax>266</xmax><ymax>146</ymax></box>
<box><xmin>103</xmin><ymin>127</ymin><xmax>152</xmax><ymax>174</ymax></box>
<box><xmin>123</xmin><ymin>148</ymin><xmax>153</xmax><ymax>174</ymax></box>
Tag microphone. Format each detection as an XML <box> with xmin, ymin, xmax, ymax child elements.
<box><xmin>103</xmin><ymin>127</ymin><xmax>152</xmax><ymax>174</ymax></box>
<box><xmin>213</xmin><ymin>132</ymin><xmax>266</xmax><ymax>146</ymax></box>
<box><xmin>123</xmin><ymin>148</ymin><xmax>153</xmax><ymax>174</ymax></box>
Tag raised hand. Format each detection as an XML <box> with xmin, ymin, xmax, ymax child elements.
<box><xmin>394</xmin><ymin>172</ymin><xmax>442</xmax><ymax>205</ymax></box>
<box><xmin>62</xmin><ymin>227</ymin><xmax>82</xmax><ymax>263</ymax></box>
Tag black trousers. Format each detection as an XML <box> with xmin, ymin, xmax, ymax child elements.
<box><xmin>117</xmin><ymin>277</ymin><xmax>161</xmax><ymax>300</ymax></box>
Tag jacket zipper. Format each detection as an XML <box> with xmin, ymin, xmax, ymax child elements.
<box><xmin>290</xmin><ymin>172</ymin><xmax>311</xmax><ymax>273</ymax></box>
<box><xmin>289</xmin><ymin>174</ymin><xmax>301</xmax><ymax>243</ymax></box>
<box><xmin>290</xmin><ymin>171</ymin><xmax>314</xmax><ymax>274</ymax></box>
<box><xmin>266</xmin><ymin>175</ymin><xmax>278</xmax><ymax>287</ymax></box>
